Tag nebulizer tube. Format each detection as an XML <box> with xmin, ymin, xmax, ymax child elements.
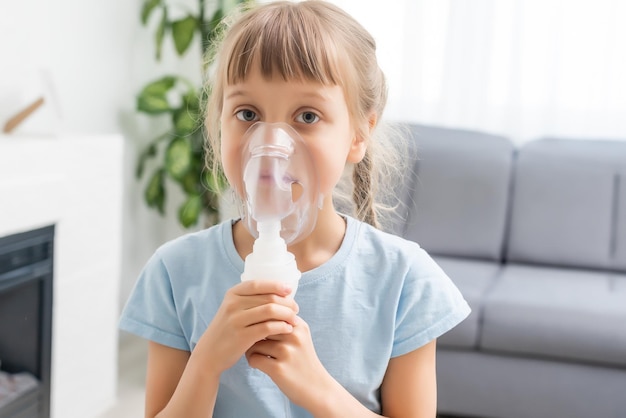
<box><xmin>239</xmin><ymin>122</ymin><xmax>321</xmax><ymax>416</ymax></box>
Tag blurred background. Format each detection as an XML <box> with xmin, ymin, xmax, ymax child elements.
<box><xmin>0</xmin><ymin>0</ymin><xmax>625</xmax><ymax>417</ymax></box>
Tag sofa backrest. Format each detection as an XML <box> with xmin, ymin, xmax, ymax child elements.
<box><xmin>401</xmin><ymin>124</ymin><xmax>515</xmax><ymax>261</ymax></box>
<box><xmin>506</xmin><ymin>138</ymin><xmax>626</xmax><ymax>272</ymax></box>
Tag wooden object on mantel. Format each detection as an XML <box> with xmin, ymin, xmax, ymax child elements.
<box><xmin>2</xmin><ymin>97</ymin><xmax>45</xmax><ymax>134</ymax></box>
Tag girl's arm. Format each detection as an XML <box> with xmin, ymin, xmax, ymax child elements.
<box><xmin>144</xmin><ymin>280</ymin><xmax>298</xmax><ymax>418</ymax></box>
<box><xmin>312</xmin><ymin>340</ymin><xmax>437</xmax><ymax>418</ymax></box>
<box><xmin>381</xmin><ymin>339</ymin><xmax>437</xmax><ymax>418</ymax></box>
<box><xmin>145</xmin><ymin>342</ymin><xmax>188</xmax><ymax>417</ymax></box>
<box><xmin>145</xmin><ymin>341</ymin><xmax>220</xmax><ymax>418</ymax></box>
<box><xmin>247</xmin><ymin>317</ymin><xmax>437</xmax><ymax>418</ymax></box>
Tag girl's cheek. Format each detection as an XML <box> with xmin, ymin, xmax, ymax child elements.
<box><xmin>220</xmin><ymin>144</ymin><xmax>234</xmax><ymax>177</ymax></box>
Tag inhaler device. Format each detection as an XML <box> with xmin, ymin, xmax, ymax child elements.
<box><xmin>239</xmin><ymin>123</ymin><xmax>321</xmax><ymax>297</ymax></box>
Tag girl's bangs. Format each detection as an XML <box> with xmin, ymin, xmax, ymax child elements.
<box><xmin>225</xmin><ymin>6</ymin><xmax>344</xmax><ymax>86</ymax></box>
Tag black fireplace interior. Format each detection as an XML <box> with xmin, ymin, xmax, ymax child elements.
<box><xmin>0</xmin><ymin>225</ymin><xmax>54</xmax><ymax>418</ymax></box>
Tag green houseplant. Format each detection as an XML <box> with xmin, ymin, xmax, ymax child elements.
<box><xmin>135</xmin><ymin>0</ymin><xmax>252</xmax><ymax>228</ymax></box>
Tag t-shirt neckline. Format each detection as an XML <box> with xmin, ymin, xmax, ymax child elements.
<box><xmin>221</xmin><ymin>215</ymin><xmax>359</xmax><ymax>286</ymax></box>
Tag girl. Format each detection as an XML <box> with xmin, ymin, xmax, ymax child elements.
<box><xmin>120</xmin><ymin>1</ymin><xmax>470</xmax><ymax>417</ymax></box>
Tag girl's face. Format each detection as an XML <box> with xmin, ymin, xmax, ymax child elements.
<box><xmin>220</xmin><ymin>66</ymin><xmax>366</xmax><ymax>202</ymax></box>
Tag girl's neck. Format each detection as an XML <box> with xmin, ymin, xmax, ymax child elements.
<box><xmin>232</xmin><ymin>206</ymin><xmax>347</xmax><ymax>273</ymax></box>
<box><xmin>288</xmin><ymin>210</ymin><xmax>347</xmax><ymax>272</ymax></box>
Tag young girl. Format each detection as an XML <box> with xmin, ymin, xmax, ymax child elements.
<box><xmin>120</xmin><ymin>1</ymin><xmax>470</xmax><ymax>417</ymax></box>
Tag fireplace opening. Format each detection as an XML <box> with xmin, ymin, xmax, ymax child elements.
<box><xmin>0</xmin><ymin>225</ymin><xmax>54</xmax><ymax>418</ymax></box>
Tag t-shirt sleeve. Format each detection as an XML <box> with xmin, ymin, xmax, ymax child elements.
<box><xmin>391</xmin><ymin>249</ymin><xmax>471</xmax><ymax>357</ymax></box>
<box><xmin>118</xmin><ymin>251</ymin><xmax>190</xmax><ymax>351</ymax></box>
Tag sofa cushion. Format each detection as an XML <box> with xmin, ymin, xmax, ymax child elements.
<box><xmin>480</xmin><ymin>264</ymin><xmax>626</xmax><ymax>367</ymax></box>
<box><xmin>434</xmin><ymin>256</ymin><xmax>500</xmax><ymax>349</ymax></box>
<box><xmin>507</xmin><ymin>139</ymin><xmax>626</xmax><ymax>271</ymax></box>
<box><xmin>402</xmin><ymin>124</ymin><xmax>514</xmax><ymax>261</ymax></box>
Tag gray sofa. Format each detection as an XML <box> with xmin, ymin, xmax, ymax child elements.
<box><xmin>395</xmin><ymin>124</ymin><xmax>626</xmax><ymax>418</ymax></box>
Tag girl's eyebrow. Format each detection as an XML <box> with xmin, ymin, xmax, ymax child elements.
<box><xmin>224</xmin><ymin>89</ymin><xmax>247</xmax><ymax>100</ymax></box>
<box><xmin>299</xmin><ymin>91</ymin><xmax>330</xmax><ymax>101</ymax></box>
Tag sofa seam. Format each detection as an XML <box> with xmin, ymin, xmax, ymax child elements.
<box><xmin>609</xmin><ymin>173</ymin><xmax>620</xmax><ymax>266</ymax></box>
<box><xmin>500</xmin><ymin>146</ymin><xmax>519</xmax><ymax>264</ymax></box>
<box><xmin>474</xmin><ymin>263</ymin><xmax>506</xmax><ymax>350</ymax></box>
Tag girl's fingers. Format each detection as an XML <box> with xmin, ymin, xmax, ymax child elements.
<box><xmin>246</xmin><ymin>320</ymin><xmax>294</xmax><ymax>343</ymax></box>
<box><xmin>246</xmin><ymin>350</ymin><xmax>276</xmax><ymax>373</ymax></box>
<box><xmin>227</xmin><ymin>281</ymin><xmax>299</xmax><ymax>313</ymax></box>
<box><xmin>245</xmin><ymin>339</ymin><xmax>292</xmax><ymax>372</ymax></box>
<box><xmin>263</xmin><ymin>333</ymin><xmax>286</xmax><ymax>341</ymax></box>
<box><xmin>244</xmin><ymin>303</ymin><xmax>299</xmax><ymax>327</ymax></box>
<box><xmin>233</xmin><ymin>280</ymin><xmax>294</xmax><ymax>297</ymax></box>
<box><xmin>238</xmin><ymin>304</ymin><xmax>297</xmax><ymax>343</ymax></box>
<box><xmin>247</xmin><ymin>339</ymin><xmax>282</xmax><ymax>356</ymax></box>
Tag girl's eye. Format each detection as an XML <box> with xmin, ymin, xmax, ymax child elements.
<box><xmin>296</xmin><ymin>111</ymin><xmax>320</xmax><ymax>124</ymax></box>
<box><xmin>235</xmin><ymin>109</ymin><xmax>258</xmax><ymax>122</ymax></box>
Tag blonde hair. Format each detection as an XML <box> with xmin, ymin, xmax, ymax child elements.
<box><xmin>205</xmin><ymin>0</ymin><xmax>407</xmax><ymax>230</ymax></box>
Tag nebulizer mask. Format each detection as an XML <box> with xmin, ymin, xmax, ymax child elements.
<box><xmin>239</xmin><ymin>122</ymin><xmax>321</xmax><ymax>297</ymax></box>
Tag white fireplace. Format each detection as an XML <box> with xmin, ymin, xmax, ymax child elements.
<box><xmin>0</xmin><ymin>134</ymin><xmax>123</xmax><ymax>418</ymax></box>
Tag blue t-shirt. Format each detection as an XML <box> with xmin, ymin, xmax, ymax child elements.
<box><xmin>119</xmin><ymin>216</ymin><xmax>470</xmax><ymax>417</ymax></box>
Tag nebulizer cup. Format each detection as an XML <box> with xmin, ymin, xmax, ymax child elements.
<box><xmin>239</xmin><ymin>122</ymin><xmax>321</xmax><ymax>297</ymax></box>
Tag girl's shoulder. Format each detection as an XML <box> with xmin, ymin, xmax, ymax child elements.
<box><xmin>346</xmin><ymin>216</ymin><xmax>441</xmax><ymax>277</ymax></box>
<box><xmin>155</xmin><ymin>219</ymin><xmax>231</xmax><ymax>259</ymax></box>
<box><xmin>139</xmin><ymin>219</ymin><xmax>242</xmax><ymax>292</ymax></box>
<box><xmin>344</xmin><ymin>216</ymin><xmax>470</xmax><ymax>338</ymax></box>
<box><xmin>348</xmin><ymin>216</ymin><xmax>423</xmax><ymax>255</ymax></box>
<box><xmin>147</xmin><ymin>219</ymin><xmax>240</xmax><ymax>279</ymax></box>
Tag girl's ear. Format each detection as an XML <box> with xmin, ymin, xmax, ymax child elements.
<box><xmin>347</xmin><ymin>113</ymin><xmax>377</xmax><ymax>164</ymax></box>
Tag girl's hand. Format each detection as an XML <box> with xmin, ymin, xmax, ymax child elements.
<box><xmin>245</xmin><ymin>316</ymin><xmax>335</xmax><ymax>411</ymax></box>
<box><xmin>196</xmin><ymin>280</ymin><xmax>299</xmax><ymax>377</ymax></box>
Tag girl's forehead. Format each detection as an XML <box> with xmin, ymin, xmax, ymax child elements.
<box><xmin>220</xmin><ymin>64</ymin><xmax>354</xmax><ymax>115</ymax></box>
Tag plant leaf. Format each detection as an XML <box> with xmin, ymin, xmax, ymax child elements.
<box><xmin>208</xmin><ymin>8</ymin><xmax>224</xmax><ymax>34</ymax></box>
<box><xmin>145</xmin><ymin>169</ymin><xmax>166</xmax><ymax>214</ymax></box>
<box><xmin>188</xmin><ymin>128</ymin><xmax>205</xmax><ymax>152</ymax></box>
<box><xmin>171</xmin><ymin>16</ymin><xmax>197</xmax><ymax>56</ymax></box>
<box><xmin>143</xmin><ymin>76</ymin><xmax>177</xmax><ymax>94</ymax></box>
<box><xmin>173</xmin><ymin>89</ymin><xmax>202</xmax><ymax>136</ymax></box>
<box><xmin>183</xmin><ymin>89</ymin><xmax>200</xmax><ymax>111</ymax></box>
<box><xmin>136</xmin><ymin>142</ymin><xmax>158</xmax><ymax>179</ymax></box>
<box><xmin>181</xmin><ymin>170</ymin><xmax>200</xmax><ymax>194</ymax></box>
<box><xmin>155</xmin><ymin>6</ymin><xmax>168</xmax><ymax>60</ymax></box>
<box><xmin>165</xmin><ymin>137</ymin><xmax>192</xmax><ymax>180</ymax></box>
<box><xmin>137</xmin><ymin>76</ymin><xmax>176</xmax><ymax>114</ymax></box>
<box><xmin>141</xmin><ymin>0</ymin><xmax>161</xmax><ymax>25</ymax></box>
<box><xmin>136</xmin><ymin>131</ymin><xmax>171</xmax><ymax>178</ymax></box>
<box><xmin>178</xmin><ymin>194</ymin><xmax>202</xmax><ymax>228</ymax></box>
<box><xmin>203</xmin><ymin>168</ymin><xmax>228</xmax><ymax>194</ymax></box>
<box><xmin>173</xmin><ymin>108</ymin><xmax>198</xmax><ymax>136</ymax></box>
<box><xmin>137</xmin><ymin>0</ymin><xmax>234</xmax><ymax>227</ymax></box>
<box><xmin>137</xmin><ymin>95</ymin><xmax>171</xmax><ymax>115</ymax></box>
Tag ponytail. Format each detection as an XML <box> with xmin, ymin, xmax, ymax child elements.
<box><xmin>352</xmin><ymin>148</ymin><xmax>379</xmax><ymax>228</ymax></box>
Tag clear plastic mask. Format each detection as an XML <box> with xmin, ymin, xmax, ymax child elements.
<box><xmin>241</xmin><ymin>122</ymin><xmax>321</xmax><ymax>244</ymax></box>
